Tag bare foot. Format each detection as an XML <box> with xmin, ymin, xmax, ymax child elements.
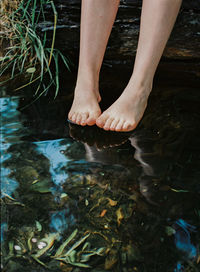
<box><xmin>96</xmin><ymin>82</ymin><xmax>152</xmax><ymax>132</ymax></box>
<box><xmin>68</xmin><ymin>81</ymin><xmax>101</xmax><ymax>126</ymax></box>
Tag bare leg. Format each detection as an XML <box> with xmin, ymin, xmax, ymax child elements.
<box><xmin>96</xmin><ymin>0</ymin><xmax>182</xmax><ymax>132</ymax></box>
<box><xmin>68</xmin><ymin>0</ymin><xmax>120</xmax><ymax>126</ymax></box>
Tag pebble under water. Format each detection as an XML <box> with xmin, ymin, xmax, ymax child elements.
<box><xmin>1</xmin><ymin>63</ymin><xmax>200</xmax><ymax>272</ymax></box>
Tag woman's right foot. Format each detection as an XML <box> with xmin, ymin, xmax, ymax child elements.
<box><xmin>68</xmin><ymin>80</ymin><xmax>101</xmax><ymax>126</ymax></box>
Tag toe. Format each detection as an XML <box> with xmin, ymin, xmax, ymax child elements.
<box><xmin>86</xmin><ymin>109</ymin><xmax>101</xmax><ymax>126</ymax></box>
<box><xmin>96</xmin><ymin>113</ymin><xmax>108</xmax><ymax>128</ymax></box>
<box><xmin>68</xmin><ymin>111</ymin><xmax>73</xmax><ymax>120</ymax></box>
<box><xmin>71</xmin><ymin>113</ymin><xmax>78</xmax><ymax>123</ymax></box>
<box><xmin>103</xmin><ymin>118</ymin><xmax>114</xmax><ymax>131</ymax></box>
<box><xmin>110</xmin><ymin>119</ymin><xmax>120</xmax><ymax>131</ymax></box>
<box><xmin>81</xmin><ymin>113</ymin><xmax>89</xmax><ymax>126</ymax></box>
<box><xmin>122</xmin><ymin>121</ymin><xmax>131</xmax><ymax>131</ymax></box>
<box><xmin>115</xmin><ymin>120</ymin><xmax>124</xmax><ymax>131</ymax></box>
<box><xmin>76</xmin><ymin>114</ymin><xmax>82</xmax><ymax>125</ymax></box>
<box><xmin>87</xmin><ymin>113</ymin><xmax>97</xmax><ymax>126</ymax></box>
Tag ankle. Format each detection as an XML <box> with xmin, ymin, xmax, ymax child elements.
<box><xmin>127</xmin><ymin>75</ymin><xmax>153</xmax><ymax>92</ymax></box>
<box><xmin>76</xmin><ymin>71</ymin><xmax>99</xmax><ymax>91</ymax></box>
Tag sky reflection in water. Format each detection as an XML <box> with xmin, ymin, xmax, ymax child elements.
<box><xmin>1</xmin><ymin>97</ymin><xmax>20</xmax><ymax>198</ymax></box>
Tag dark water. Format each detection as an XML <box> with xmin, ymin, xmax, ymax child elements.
<box><xmin>1</xmin><ymin>63</ymin><xmax>200</xmax><ymax>272</ymax></box>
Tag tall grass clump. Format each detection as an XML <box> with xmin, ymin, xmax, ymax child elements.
<box><xmin>0</xmin><ymin>0</ymin><xmax>70</xmax><ymax>98</ymax></box>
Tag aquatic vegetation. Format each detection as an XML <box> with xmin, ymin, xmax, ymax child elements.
<box><xmin>2</xmin><ymin>224</ymin><xmax>106</xmax><ymax>270</ymax></box>
<box><xmin>53</xmin><ymin>229</ymin><xmax>105</xmax><ymax>268</ymax></box>
<box><xmin>0</xmin><ymin>0</ymin><xmax>70</xmax><ymax>98</ymax></box>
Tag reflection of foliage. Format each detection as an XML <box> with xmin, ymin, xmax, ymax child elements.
<box><xmin>0</xmin><ymin>0</ymin><xmax>70</xmax><ymax>98</ymax></box>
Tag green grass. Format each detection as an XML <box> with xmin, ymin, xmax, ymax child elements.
<box><xmin>0</xmin><ymin>0</ymin><xmax>71</xmax><ymax>99</ymax></box>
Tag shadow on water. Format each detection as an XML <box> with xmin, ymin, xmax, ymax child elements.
<box><xmin>1</xmin><ymin>63</ymin><xmax>200</xmax><ymax>272</ymax></box>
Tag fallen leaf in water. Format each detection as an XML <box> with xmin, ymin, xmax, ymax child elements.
<box><xmin>116</xmin><ymin>207</ymin><xmax>124</xmax><ymax>225</ymax></box>
<box><xmin>100</xmin><ymin>209</ymin><xmax>107</xmax><ymax>217</ymax></box>
<box><xmin>63</xmin><ymin>233</ymin><xmax>90</xmax><ymax>257</ymax></box>
<box><xmin>54</xmin><ymin>229</ymin><xmax>78</xmax><ymax>258</ymax></box>
<box><xmin>107</xmin><ymin>198</ymin><xmax>118</xmax><ymax>206</ymax></box>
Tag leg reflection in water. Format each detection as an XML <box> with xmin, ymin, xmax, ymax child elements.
<box><xmin>69</xmin><ymin>123</ymin><xmax>160</xmax><ymax>203</ymax></box>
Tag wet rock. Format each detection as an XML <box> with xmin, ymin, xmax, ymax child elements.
<box><xmin>47</xmin><ymin>0</ymin><xmax>200</xmax><ymax>61</ymax></box>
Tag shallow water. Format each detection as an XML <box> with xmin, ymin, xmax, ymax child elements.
<box><xmin>1</xmin><ymin>63</ymin><xmax>200</xmax><ymax>272</ymax></box>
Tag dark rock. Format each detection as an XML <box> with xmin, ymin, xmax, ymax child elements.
<box><xmin>48</xmin><ymin>0</ymin><xmax>200</xmax><ymax>61</ymax></box>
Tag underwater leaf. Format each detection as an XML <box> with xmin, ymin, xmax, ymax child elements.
<box><xmin>81</xmin><ymin>242</ymin><xmax>90</xmax><ymax>251</ymax></box>
<box><xmin>80</xmin><ymin>254</ymin><xmax>92</xmax><ymax>263</ymax></box>
<box><xmin>68</xmin><ymin>261</ymin><xmax>91</xmax><ymax>268</ymax></box>
<box><xmin>32</xmin><ymin>255</ymin><xmax>48</xmax><ymax>268</ymax></box>
<box><xmin>68</xmin><ymin>262</ymin><xmax>91</xmax><ymax>268</ymax></box>
<box><xmin>31</xmin><ymin>179</ymin><xmax>52</xmax><ymax>193</ymax></box>
<box><xmin>54</xmin><ymin>229</ymin><xmax>78</xmax><ymax>258</ymax></box>
<box><xmin>33</xmin><ymin>233</ymin><xmax>58</xmax><ymax>258</ymax></box>
<box><xmin>8</xmin><ymin>241</ymin><xmax>14</xmax><ymax>257</ymax></box>
<box><xmin>36</xmin><ymin>221</ymin><xmax>42</xmax><ymax>232</ymax></box>
<box><xmin>107</xmin><ymin>198</ymin><xmax>118</xmax><ymax>207</ymax></box>
<box><xmin>100</xmin><ymin>209</ymin><xmax>107</xmax><ymax>217</ymax></box>
<box><xmin>68</xmin><ymin>250</ymin><xmax>76</xmax><ymax>263</ymax></box>
<box><xmin>116</xmin><ymin>207</ymin><xmax>124</xmax><ymax>225</ymax></box>
<box><xmin>64</xmin><ymin>233</ymin><xmax>90</xmax><ymax>257</ymax></box>
<box><xmin>96</xmin><ymin>247</ymin><xmax>106</xmax><ymax>255</ymax></box>
<box><xmin>26</xmin><ymin>67</ymin><xmax>36</xmax><ymax>73</ymax></box>
<box><xmin>55</xmin><ymin>257</ymin><xmax>91</xmax><ymax>268</ymax></box>
<box><xmin>27</xmin><ymin>231</ymin><xmax>34</xmax><ymax>251</ymax></box>
<box><xmin>80</xmin><ymin>247</ymin><xmax>106</xmax><ymax>263</ymax></box>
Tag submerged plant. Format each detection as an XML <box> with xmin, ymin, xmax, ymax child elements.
<box><xmin>0</xmin><ymin>0</ymin><xmax>70</xmax><ymax>98</ymax></box>
<box><xmin>2</xmin><ymin>225</ymin><xmax>106</xmax><ymax>270</ymax></box>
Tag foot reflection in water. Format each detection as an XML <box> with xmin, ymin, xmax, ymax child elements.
<box><xmin>68</xmin><ymin>122</ymin><xmax>200</xmax><ymax>271</ymax></box>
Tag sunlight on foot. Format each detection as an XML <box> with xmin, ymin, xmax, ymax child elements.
<box><xmin>68</xmin><ymin>88</ymin><xmax>101</xmax><ymax>126</ymax></box>
<box><xmin>96</xmin><ymin>85</ymin><xmax>151</xmax><ymax>132</ymax></box>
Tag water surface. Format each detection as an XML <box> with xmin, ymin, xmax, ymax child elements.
<box><xmin>1</xmin><ymin>63</ymin><xmax>200</xmax><ymax>272</ymax></box>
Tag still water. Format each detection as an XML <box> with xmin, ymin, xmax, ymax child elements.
<box><xmin>1</xmin><ymin>63</ymin><xmax>200</xmax><ymax>272</ymax></box>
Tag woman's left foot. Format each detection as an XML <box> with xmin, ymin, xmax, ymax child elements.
<box><xmin>96</xmin><ymin>82</ymin><xmax>152</xmax><ymax>132</ymax></box>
